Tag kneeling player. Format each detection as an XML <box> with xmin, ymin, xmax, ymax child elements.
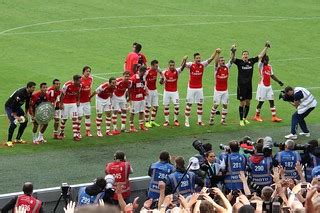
<box><xmin>111</xmin><ymin>71</ymin><xmax>132</xmax><ymax>135</ymax></box>
<box><xmin>129</xmin><ymin>66</ymin><xmax>148</xmax><ymax>132</ymax></box>
<box><xmin>209</xmin><ymin>54</ymin><xmax>232</xmax><ymax>125</ymax></box>
<box><xmin>254</xmin><ymin>55</ymin><xmax>283</xmax><ymax>122</ymax></box>
<box><xmin>29</xmin><ymin>83</ymin><xmax>49</xmax><ymax>144</ymax></box>
<box><xmin>60</xmin><ymin>75</ymin><xmax>82</xmax><ymax>141</ymax></box>
<box><xmin>90</xmin><ymin>77</ymin><xmax>116</xmax><ymax>137</ymax></box>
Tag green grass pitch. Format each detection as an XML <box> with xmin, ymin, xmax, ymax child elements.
<box><xmin>0</xmin><ymin>0</ymin><xmax>319</xmax><ymax>193</ymax></box>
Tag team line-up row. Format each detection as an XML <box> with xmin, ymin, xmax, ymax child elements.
<box><xmin>4</xmin><ymin>42</ymin><xmax>284</xmax><ymax>146</ymax></box>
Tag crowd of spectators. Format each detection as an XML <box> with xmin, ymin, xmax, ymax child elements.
<box><xmin>2</xmin><ymin>137</ymin><xmax>320</xmax><ymax>213</ymax></box>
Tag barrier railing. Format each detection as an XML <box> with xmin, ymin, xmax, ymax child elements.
<box><xmin>0</xmin><ymin>176</ymin><xmax>151</xmax><ymax>213</ymax></box>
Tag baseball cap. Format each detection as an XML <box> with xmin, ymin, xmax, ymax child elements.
<box><xmin>189</xmin><ymin>157</ymin><xmax>200</xmax><ymax>170</ymax></box>
<box><xmin>105</xmin><ymin>174</ymin><xmax>115</xmax><ymax>189</ymax></box>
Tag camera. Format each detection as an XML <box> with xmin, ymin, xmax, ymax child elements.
<box><xmin>61</xmin><ymin>183</ymin><xmax>70</xmax><ymax>196</ymax></box>
<box><xmin>274</xmin><ymin>142</ymin><xmax>311</xmax><ymax>152</ymax></box>
<box><xmin>193</xmin><ymin>140</ymin><xmax>206</xmax><ymax>156</ymax></box>
<box><xmin>219</xmin><ymin>144</ymin><xmax>230</xmax><ymax>152</ymax></box>
<box><xmin>279</xmin><ymin>90</ymin><xmax>294</xmax><ymax>102</ymax></box>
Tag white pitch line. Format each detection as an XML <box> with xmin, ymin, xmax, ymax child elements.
<box><xmin>2</xmin><ymin>16</ymin><xmax>320</xmax><ymax>35</ymax></box>
<box><xmin>1</xmin><ymin>14</ymin><xmax>316</xmax><ymax>35</ymax></box>
<box><xmin>93</xmin><ymin>72</ymin><xmax>120</xmax><ymax>76</ymax></box>
<box><xmin>0</xmin><ymin>86</ymin><xmax>319</xmax><ymax>117</ymax></box>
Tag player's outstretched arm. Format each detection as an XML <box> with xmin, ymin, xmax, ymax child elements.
<box><xmin>271</xmin><ymin>74</ymin><xmax>283</xmax><ymax>86</ymax></box>
<box><xmin>89</xmin><ymin>91</ymin><xmax>97</xmax><ymax>100</ymax></box>
<box><xmin>179</xmin><ymin>55</ymin><xmax>188</xmax><ymax>72</ymax></box>
<box><xmin>258</xmin><ymin>41</ymin><xmax>271</xmax><ymax>59</ymax></box>
<box><xmin>230</xmin><ymin>44</ymin><xmax>237</xmax><ymax>63</ymax></box>
<box><xmin>208</xmin><ymin>48</ymin><xmax>221</xmax><ymax>65</ymax></box>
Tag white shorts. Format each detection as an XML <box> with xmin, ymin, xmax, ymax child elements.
<box><xmin>256</xmin><ymin>84</ymin><xmax>274</xmax><ymax>101</ymax></box>
<box><xmin>186</xmin><ymin>87</ymin><xmax>204</xmax><ymax>104</ymax></box>
<box><xmin>111</xmin><ymin>95</ymin><xmax>127</xmax><ymax>111</ymax></box>
<box><xmin>131</xmin><ymin>100</ymin><xmax>145</xmax><ymax>114</ymax></box>
<box><xmin>96</xmin><ymin>96</ymin><xmax>112</xmax><ymax>114</ymax></box>
<box><xmin>213</xmin><ymin>89</ymin><xmax>229</xmax><ymax>105</ymax></box>
<box><xmin>163</xmin><ymin>91</ymin><xmax>179</xmax><ymax>106</ymax></box>
<box><xmin>54</xmin><ymin>110</ymin><xmax>61</xmax><ymax>119</ymax></box>
<box><xmin>145</xmin><ymin>90</ymin><xmax>159</xmax><ymax>107</ymax></box>
<box><xmin>62</xmin><ymin>103</ymin><xmax>78</xmax><ymax>119</ymax></box>
<box><xmin>78</xmin><ymin>102</ymin><xmax>91</xmax><ymax>117</ymax></box>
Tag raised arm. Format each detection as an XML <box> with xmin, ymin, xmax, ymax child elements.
<box><xmin>230</xmin><ymin>44</ymin><xmax>237</xmax><ymax>63</ymax></box>
<box><xmin>179</xmin><ymin>55</ymin><xmax>188</xmax><ymax>72</ymax></box>
<box><xmin>208</xmin><ymin>48</ymin><xmax>221</xmax><ymax>65</ymax></box>
<box><xmin>271</xmin><ymin>74</ymin><xmax>284</xmax><ymax>86</ymax></box>
<box><xmin>258</xmin><ymin>41</ymin><xmax>271</xmax><ymax>59</ymax></box>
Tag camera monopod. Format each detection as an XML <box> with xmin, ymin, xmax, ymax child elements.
<box><xmin>172</xmin><ymin>162</ymin><xmax>193</xmax><ymax>194</ymax></box>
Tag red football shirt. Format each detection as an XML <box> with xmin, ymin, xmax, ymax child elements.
<box><xmin>163</xmin><ymin>68</ymin><xmax>181</xmax><ymax>92</ymax></box>
<box><xmin>129</xmin><ymin>74</ymin><xmax>146</xmax><ymax>101</ymax></box>
<box><xmin>215</xmin><ymin>62</ymin><xmax>231</xmax><ymax>91</ymax></box>
<box><xmin>124</xmin><ymin>52</ymin><xmax>139</xmax><ymax>76</ymax></box>
<box><xmin>145</xmin><ymin>68</ymin><xmax>158</xmax><ymax>90</ymax></box>
<box><xmin>186</xmin><ymin>61</ymin><xmax>209</xmax><ymax>89</ymax></box>
<box><xmin>96</xmin><ymin>82</ymin><xmax>115</xmax><ymax>99</ymax></box>
<box><xmin>47</xmin><ymin>86</ymin><xmax>62</xmax><ymax>107</ymax></box>
<box><xmin>258</xmin><ymin>62</ymin><xmax>273</xmax><ymax>87</ymax></box>
<box><xmin>80</xmin><ymin>76</ymin><xmax>93</xmax><ymax>103</ymax></box>
<box><xmin>114</xmin><ymin>77</ymin><xmax>132</xmax><ymax>97</ymax></box>
<box><xmin>30</xmin><ymin>91</ymin><xmax>49</xmax><ymax>113</ymax></box>
<box><xmin>62</xmin><ymin>81</ymin><xmax>81</xmax><ymax>104</ymax></box>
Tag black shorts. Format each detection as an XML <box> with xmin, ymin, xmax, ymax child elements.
<box><xmin>237</xmin><ymin>84</ymin><xmax>252</xmax><ymax>101</ymax></box>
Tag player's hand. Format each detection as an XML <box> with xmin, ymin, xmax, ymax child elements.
<box><xmin>183</xmin><ymin>55</ymin><xmax>188</xmax><ymax>61</ymax></box>
<box><xmin>159</xmin><ymin>78</ymin><xmax>164</xmax><ymax>85</ymax></box>
<box><xmin>231</xmin><ymin>44</ymin><xmax>237</xmax><ymax>53</ymax></box>
<box><xmin>278</xmin><ymin>81</ymin><xmax>284</xmax><ymax>86</ymax></box>
<box><xmin>76</xmin><ymin>101</ymin><xmax>80</xmax><ymax>107</ymax></box>
<box><xmin>265</xmin><ymin>41</ymin><xmax>271</xmax><ymax>48</ymax></box>
<box><xmin>60</xmin><ymin>103</ymin><xmax>64</xmax><ymax>110</ymax></box>
<box><xmin>216</xmin><ymin>48</ymin><xmax>221</xmax><ymax>54</ymax></box>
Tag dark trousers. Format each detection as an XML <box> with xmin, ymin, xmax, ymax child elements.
<box><xmin>5</xmin><ymin>106</ymin><xmax>27</xmax><ymax>141</ymax></box>
<box><xmin>291</xmin><ymin>107</ymin><xmax>314</xmax><ymax>134</ymax></box>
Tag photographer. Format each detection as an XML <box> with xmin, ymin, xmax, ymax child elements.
<box><xmin>77</xmin><ymin>177</ymin><xmax>106</xmax><ymax>206</ymax></box>
<box><xmin>247</xmin><ymin>142</ymin><xmax>273</xmax><ymax>191</ymax></box>
<box><xmin>274</xmin><ymin>140</ymin><xmax>301</xmax><ymax>179</ymax></box>
<box><xmin>165</xmin><ymin>156</ymin><xmax>201</xmax><ymax>197</ymax></box>
<box><xmin>147</xmin><ymin>151</ymin><xmax>175</xmax><ymax>200</ymax></box>
<box><xmin>302</xmin><ymin>140</ymin><xmax>320</xmax><ymax>182</ymax></box>
<box><xmin>281</xmin><ymin>86</ymin><xmax>317</xmax><ymax>140</ymax></box>
<box><xmin>105</xmin><ymin>151</ymin><xmax>132</xmax><ymax>203</ymax></box>
<box><xmin>220</xmin><ymin>140</ymin><xmax>247</xmax><ymax>191</ymax></box>
<box><xmin>1</xmin><ymin>182</ymin><xmax>43</xmax><ymax>213</ymax></box>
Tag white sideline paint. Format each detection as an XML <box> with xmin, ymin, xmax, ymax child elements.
<box><xmin>1</xmin><ymin>16</ymin><xmax>319</xmax><ymax>35</ymax></box>
<box><xmin>1</xmin><ymin>14</ymin><xmax>317</xmax><ymax>35</ymax></box>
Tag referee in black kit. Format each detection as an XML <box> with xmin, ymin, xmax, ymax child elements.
<box><xmin>231</xmin><ymin>41</ymin><xmax>270</xmax><ymax>126</ymax></box>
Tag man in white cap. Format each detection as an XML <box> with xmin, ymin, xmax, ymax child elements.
<box><xmin>103</xmin><ymin>175</ymin><xmax>116</xmax><ymax>205</ymax></box>
<box><xmin>189</xmin><ymin>157</ymin><xmax>206</xmax><ymax>192</ymax></box>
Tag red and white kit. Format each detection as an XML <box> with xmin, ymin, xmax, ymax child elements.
<box><xmin>162</xmin><ymin>67</ymin><xmax>182</xmax><ymax>105</ymax></box>
<box><xmin>61</xmin><ymin>81</ymin><xmax>81</xmax><ymax>119</ymax></box>
<box><xmin>185</xmin><ymin>61</ymin><xmax>209</xmax><ymax>104</ymax></box>
<box><xmin>95</xmin><ymin>82</ymin><xmax>115</xmax><ymax>113</ymax></box>
<box><xmin>78</xmin><ymin>76</ymin><xmax>93</xmax><ymax>117</ymax></box>
<box><xmin>129</xmin><ymin>74</ymin><xmax>146</xmax><ymax>114</ymax></box>
<box><xmin>213</xmin><ymin>61</ymin><xmax>231</xmax><ymax>105</ymax></box>
<box><xmin>47</xmin><ymin>86</ymin><xmax>62</xmax><ymax>119</ymax></box>
<box><xmin>145</xmin><ymin>68</ymin><xmax>160</xmax><ymax>108</ymax></box>
<box><xmin>256</xmin><ymin>62</ymin><xmax>274</xmax><ymax>101</ymax></box>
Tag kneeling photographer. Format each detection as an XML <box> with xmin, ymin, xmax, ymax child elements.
<box><xmin>219</xmin><ymin>140</ymin><xmax>247</xmax><ymax>191</ymax></box>
<box><xmin>280</xmin><ymin>86</ymin><xmax>317</xmax><ymax>140</ymax></box>
<box><xmin>77</xmin><ymin>177</ymin><xmax>107</xmax><ymax>206</ymax></box>
<box><xmin>247</xmin><ymin>140</ymin><xmax>273</xmax><ymax>193</ymax></box>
